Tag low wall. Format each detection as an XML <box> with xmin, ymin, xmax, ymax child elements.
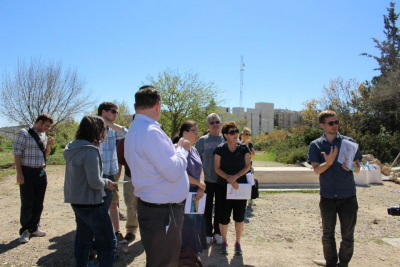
<box><xmin>254</xmin><ymin>167</ymin><xmax>320</xmax><ymax>188</ymax></box>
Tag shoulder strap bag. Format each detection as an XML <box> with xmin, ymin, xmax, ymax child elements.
<box><xmin>27</xmin><ymin>128</ymin><xmax>47</xmax><ymax>165</ymax></box>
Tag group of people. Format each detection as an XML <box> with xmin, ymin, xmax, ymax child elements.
<box><xmin>14</xmin><ymin>82</ymin><xmax>362</xmax><ymax>267</ymax></box>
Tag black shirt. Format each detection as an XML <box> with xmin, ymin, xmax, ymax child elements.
<box><xmin>213</xmin><ymin>142</ymin><xmax>250</xmax><ymax>185</ymax></box>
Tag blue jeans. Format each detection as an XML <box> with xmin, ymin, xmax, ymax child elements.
<box><xmin>320</xmin><ymin>196</ymin><xmax>358</xmax><ymax>267</ymax></box>
<box><xmin>71</xmin><ymin>204</ymin><xmax>117</xmax><ymax>267</ymax></box>
<box><xmin>19</xmin><ymin>168</ymin><xmax>47</xmax><ymax>235</ymax></box>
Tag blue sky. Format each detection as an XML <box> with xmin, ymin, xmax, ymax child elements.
<box><xmin>0</xmin><ymin>0</ymin><xmax>393</xmax><ymax>127</ymax></box>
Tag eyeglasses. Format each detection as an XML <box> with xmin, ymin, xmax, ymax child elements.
<box><xmin>189</xmin><ymin>130</ymin><xmax>199</xmax><ymax>134</ymax></box>
<box><xmin>109</xmin><ymin>109</ymin><xmax>119</xmax><ymax>114</ymax></box>
<box><xmin>208</xmin><ymin>120</ymin><xmax>220</xmax><ymax>125</ymax></box>
<box><xmin>325</xmin><ymin>120</ymin><xmax>339</xmax><ymax>126</ymax></box>
<box><xmin>228</xmin><ymin>129</ymin><xmax>240</xmax><ymax>135</ymax></box>
<box><xmin>243</xmin><ymin>133</ymin><xmax>251</xmax><ymax>136</ymax></box>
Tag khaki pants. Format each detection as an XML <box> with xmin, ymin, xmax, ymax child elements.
<box><xmin>123</xmin><ymin>175</ymin><xmax>139</xmax><ymax>234</ymax></box>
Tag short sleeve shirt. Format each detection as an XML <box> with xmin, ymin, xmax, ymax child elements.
<box><xmin>308</xmin><ymin>133</ymin><xmax>362</xmax><ymax>199</ymax></box>
<box><xmin>13</xmin><ymin>128</ymin><xmax>47</xmax><ymax>168</ymax></box>
<box><xmin>214</xmin><ymin>142</ymin><xmax>250</xmax><ymax>185</ymax></box>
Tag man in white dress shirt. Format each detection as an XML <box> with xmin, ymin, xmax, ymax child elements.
<box><xmin>124</xmin><ymin>85</ymin><xmax>190</xmax><ymax>267</ymax></box>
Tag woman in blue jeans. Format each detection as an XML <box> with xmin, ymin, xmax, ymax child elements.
<box><xmin>64</xmin><ymin>116</ymin><xmax>117</xmax><ymax>267</ymax></box>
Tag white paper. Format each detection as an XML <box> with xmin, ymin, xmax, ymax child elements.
<box><xmin>226</xmin><ymin>183</ymin><xmax>252</xmax><ymax>200</ymax></box>
<box><xmin>184</xmin><ymin>192</ymin><xmax>206</xmax><ymax>214</ymax></box>
<box><xmin>246</xmin><ymin>173</ymin><xmax>255</xmax><ymax>185</ymax></box>
<box><xmin>337</xmin><ymin>139</ymin><xmax>358</xmax><ymax>169</ymax></box>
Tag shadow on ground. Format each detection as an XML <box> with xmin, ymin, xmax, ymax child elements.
<box><xmin>35</xmin><ymin>231</ymin><xmax>144</xmax><ymax>266</ymax></box>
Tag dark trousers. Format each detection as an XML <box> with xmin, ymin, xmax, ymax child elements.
<box><xmin>320</xmin><ymin>196</ymin><xmax>358</xmax><ymax>267</ymax></box>
<box><xmin>216</xmin><ymin>183</ymin><xmax>247</xmax><ymax>224</ymax></box>
<box><xmin>138</xmin><ymin>200</ymin><xmax>184</xmax><ymax>267</ymax></box>
<box><xmin>19</xmin><ymin>168</ymin><xmax>47</xmax><ymax>235</ymax></box>
<box><xmin>204</xmin><ymin>181</ymin><xmax>220</xmax><ymax>237</ymax></box>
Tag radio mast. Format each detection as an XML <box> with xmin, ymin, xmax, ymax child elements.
<box><xmin>240</xmin><ymin>55</ymin><xmax>245</xmax><ymax>108</ymax></box>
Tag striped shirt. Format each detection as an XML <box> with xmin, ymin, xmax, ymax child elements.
<box><xmin>13</xmin><ymin>128</ymin><xmax>48</xmax><ymax>168</ymax></box>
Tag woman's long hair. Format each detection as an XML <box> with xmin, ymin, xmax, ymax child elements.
<box><xmin>172</xmin><ymin>120</ymin><xmax>197</xmax><ymax>144</ymax></box>
<box><xmin>75</xmin><ymin>116</ymin><xmax>106</xmax><ymax>146</ymax></box>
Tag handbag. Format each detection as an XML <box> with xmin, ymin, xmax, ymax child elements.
<box><xmin>251</xmin><ymin>179</ymin><xmax>259</xmax><ymax>199</ymax></box>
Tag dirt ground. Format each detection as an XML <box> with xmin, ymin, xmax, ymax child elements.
<box><xmin>1</xmin><ymin>164</ymin><xmax>400</xmax><ymax>267</ymax></box>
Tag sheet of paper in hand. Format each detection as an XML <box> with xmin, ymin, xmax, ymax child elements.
<box><xmin>226</xmin><ymin>183</ymin><xmax>252</xmax><ymax>200</ymax></box>
<box><xmin>338</xmin><ymin>139</ymin><xmax>359</xmax><ymax>169</ymax></box>
<box><xmin>184</xmin><ymin>192</ymin><xmax>206</xmax><ymax>214</ymax></box>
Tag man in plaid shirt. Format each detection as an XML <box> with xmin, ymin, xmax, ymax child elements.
<box><xmin>14</xmin><ymin>113</ymin><xmax>55</xmax><ymax>243</ymax></box>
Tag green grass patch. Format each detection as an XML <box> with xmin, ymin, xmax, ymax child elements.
<box><xmin>253</xmin><ymin>151</ymin><xmax>276</xmax><ymax>162</ymax></box>
<box><xmin>0</xmin><ymin>147</ymin><xmax>14</xmax><ymax>167</ymax></box>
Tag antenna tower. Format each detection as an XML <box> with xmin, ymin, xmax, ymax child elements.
<box><xmin>240</xmin><ymin>55</ymin><xmax>244</xmax><ymax>108</ymax></box>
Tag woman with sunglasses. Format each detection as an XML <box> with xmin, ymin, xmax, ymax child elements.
<box><xmin>241</xmin><ymin>127</ymin><xmax>258</xmax><ymax>203</ymax></box>
<box><xmin>241</xmin><ymin>127</ymin><xmax>255</xmax><ymax>158</ymax></box>
<box><xmin>64</xmin><ymin>116</ymin><xmax>117</xmax><ymax>267</ymax></box>
<box><xmin>214</xmin><ymin>121</ymin><xmax>251</xmax><ymax>255</ymax></box>
<box><xmin>173</xmin><ymin>120</ymin><xmax>207</xmax><ymax>255</ymax></box>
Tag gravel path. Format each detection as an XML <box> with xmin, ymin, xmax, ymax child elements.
<box><xmin>1</xmin><ymin>165</ymin><xmax>400</xmax><ymax>266</ymax></box>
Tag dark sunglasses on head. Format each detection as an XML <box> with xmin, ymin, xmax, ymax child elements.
<box><xmin>228</xmin><ymin>129</ymin><xmax>240</xmax><ymax>135</ymax></box>
<box><xmin>109</xmin><ymin>109</ymin><xmax>119</xmax><ymax>114</ymax></box>
<box><xmin>209</xmin><ymin>120</ymin><xmax>220</xmax><ymax>125</ymax></box>
<box><xmin>325</xmin><ymin>120</ymin><xmax>339</xmax><ymax>126</ymax></box>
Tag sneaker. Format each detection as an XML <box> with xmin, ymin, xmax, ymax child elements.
<box><xmin>234</xmin><ymin>242</ymin><xmax>243</xmax><ymax>255</ymax></box>
<box><xmin>124</xmin><ymin>233</ymin><xmax>136</xmax><ymax>242</ymax></box>
<box><xmin>214</xmin><ymin>234</ymin><xmax>223</xmax><ymax>245</ymax></box>
<box><xmin>119</xmin><ymin>212</ymin><xmax>127</xmax><ymax>221</ymax></box>
<box><xmin>206</xmin><ymin>236</ymin><xmax>212</xmax><ymax>244</ymax></box>
<box><xmin>115</xmin><ymin>231</ymin><xmax>127</xmax><ymax>244</ymax></box>
<box><xmin>31</xmin><ymin>229</ymin><xmax>46</xmax><ymax>237</ymax></box>
<box><xmin>19</xmin><ymin>230</ymin><xmax>30</xmax><ymax>243</ymax></box>
<box><xmin>219</xmin><ymin>242</ymin><xmax>228</xmax><ymax>255</ymax></box>
<box><xmin>313</xmin><ymin>259</ymin><xmax>326</xmax><ymax>266</ymax></box>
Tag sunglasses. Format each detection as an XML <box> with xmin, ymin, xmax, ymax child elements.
<box><xmin>208</xmin><ymin>120</ymin><xmax>220</xmax><ymax>125</ymax></box>
<box><xmin>243</xmin><ymin>133</ymin><xmax>251</xmax><ymax>136</ymax></box>
<box><xmin>325</xmin><ymin>120</ymin><xmax>339</xmax><ymax>126</ymax></box>
<box><xmin>228</xmin><ymin>129</ymin><xmax>240</xmax><ymax>135</ymax></box>
<box><xmin>109</xmin><ymin>109</ymin><xmax>119</xmax><ymax>114</ymax></box>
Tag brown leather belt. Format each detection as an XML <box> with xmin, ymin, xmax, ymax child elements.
<box><xmin>21</xmin><ymin>165</ymin><xmax>45</xmax><ymax>172</ymax></box>
<box><xmin>139</xmin><ymin>199</ymin><xmax>183</xmax><ymax>208</ymax></box>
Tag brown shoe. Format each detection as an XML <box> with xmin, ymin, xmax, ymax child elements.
<box><xmin>115</xmin><ymin>231</ymin><xmax>127</xmax><ymax>244</ymax></box>
<box><xmin>124</xmin><ymin>232</ymin><xmax>136</xmax><ymax>242</ymax></box>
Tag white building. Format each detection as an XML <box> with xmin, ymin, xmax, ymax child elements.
<box><xmin>217</xmin><ymin>102</ymin><xmax>275</xmax><ymax>135</ymax></box>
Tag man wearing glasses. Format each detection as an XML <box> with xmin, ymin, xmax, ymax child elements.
<box><xmin>98</xmin><ymin>102</ymin><xmax>128</xmax><ymax>243</ymax></box>
<box><xmin>195</xmin><ymin>113</ymin><xmax>224</xmax><ymax>245</ymax></box>
<box><xmin>14</xmin><ymin>113</ymin><xmax>54</xmax><ymax>243</ymax></box>
<box><xmin>308</xmin><ymin>110</ymin><xmax>362</xmax><ymax>267</ymax></box>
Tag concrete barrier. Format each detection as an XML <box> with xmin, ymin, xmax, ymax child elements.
<box><xmin>254</xmin><ymin>167</ymin><xmax>319</xmax><ymax>188</ymax></box>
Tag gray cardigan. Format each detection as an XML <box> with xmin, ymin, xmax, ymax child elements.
<box><xmin>63</xmin><ymin>140</ymin><xmax>111</xmax><ymax>205</ymax></box>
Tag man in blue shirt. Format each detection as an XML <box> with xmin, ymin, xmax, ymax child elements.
<box><xmin>98</xmin><ymin>102</ymin><xmax>128</xmax><ymax>242</ymax></box>
<box><xmin>308</xmin><ymin>110</ymin><xmax>362</xmax><ymax>267</ymax></box>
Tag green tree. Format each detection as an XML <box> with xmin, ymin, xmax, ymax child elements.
<box><xmin>146</xmin><ymin>69</ymin><xmax>222</xmax><ymax>138</ymax></box>
<box><xmin>361</xmin><ymin>2</ymin><xmax>400</xmax><ymax>134</ymax></box>
<box><xmin>302</xmin><ymin>77</ymin><xmax>362</xmax><ymax>136</ymax></box>
<box><xmin>0</xmin><ymin>58</ymin><xmax>94</xmax><ymax>127</ymax></box>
